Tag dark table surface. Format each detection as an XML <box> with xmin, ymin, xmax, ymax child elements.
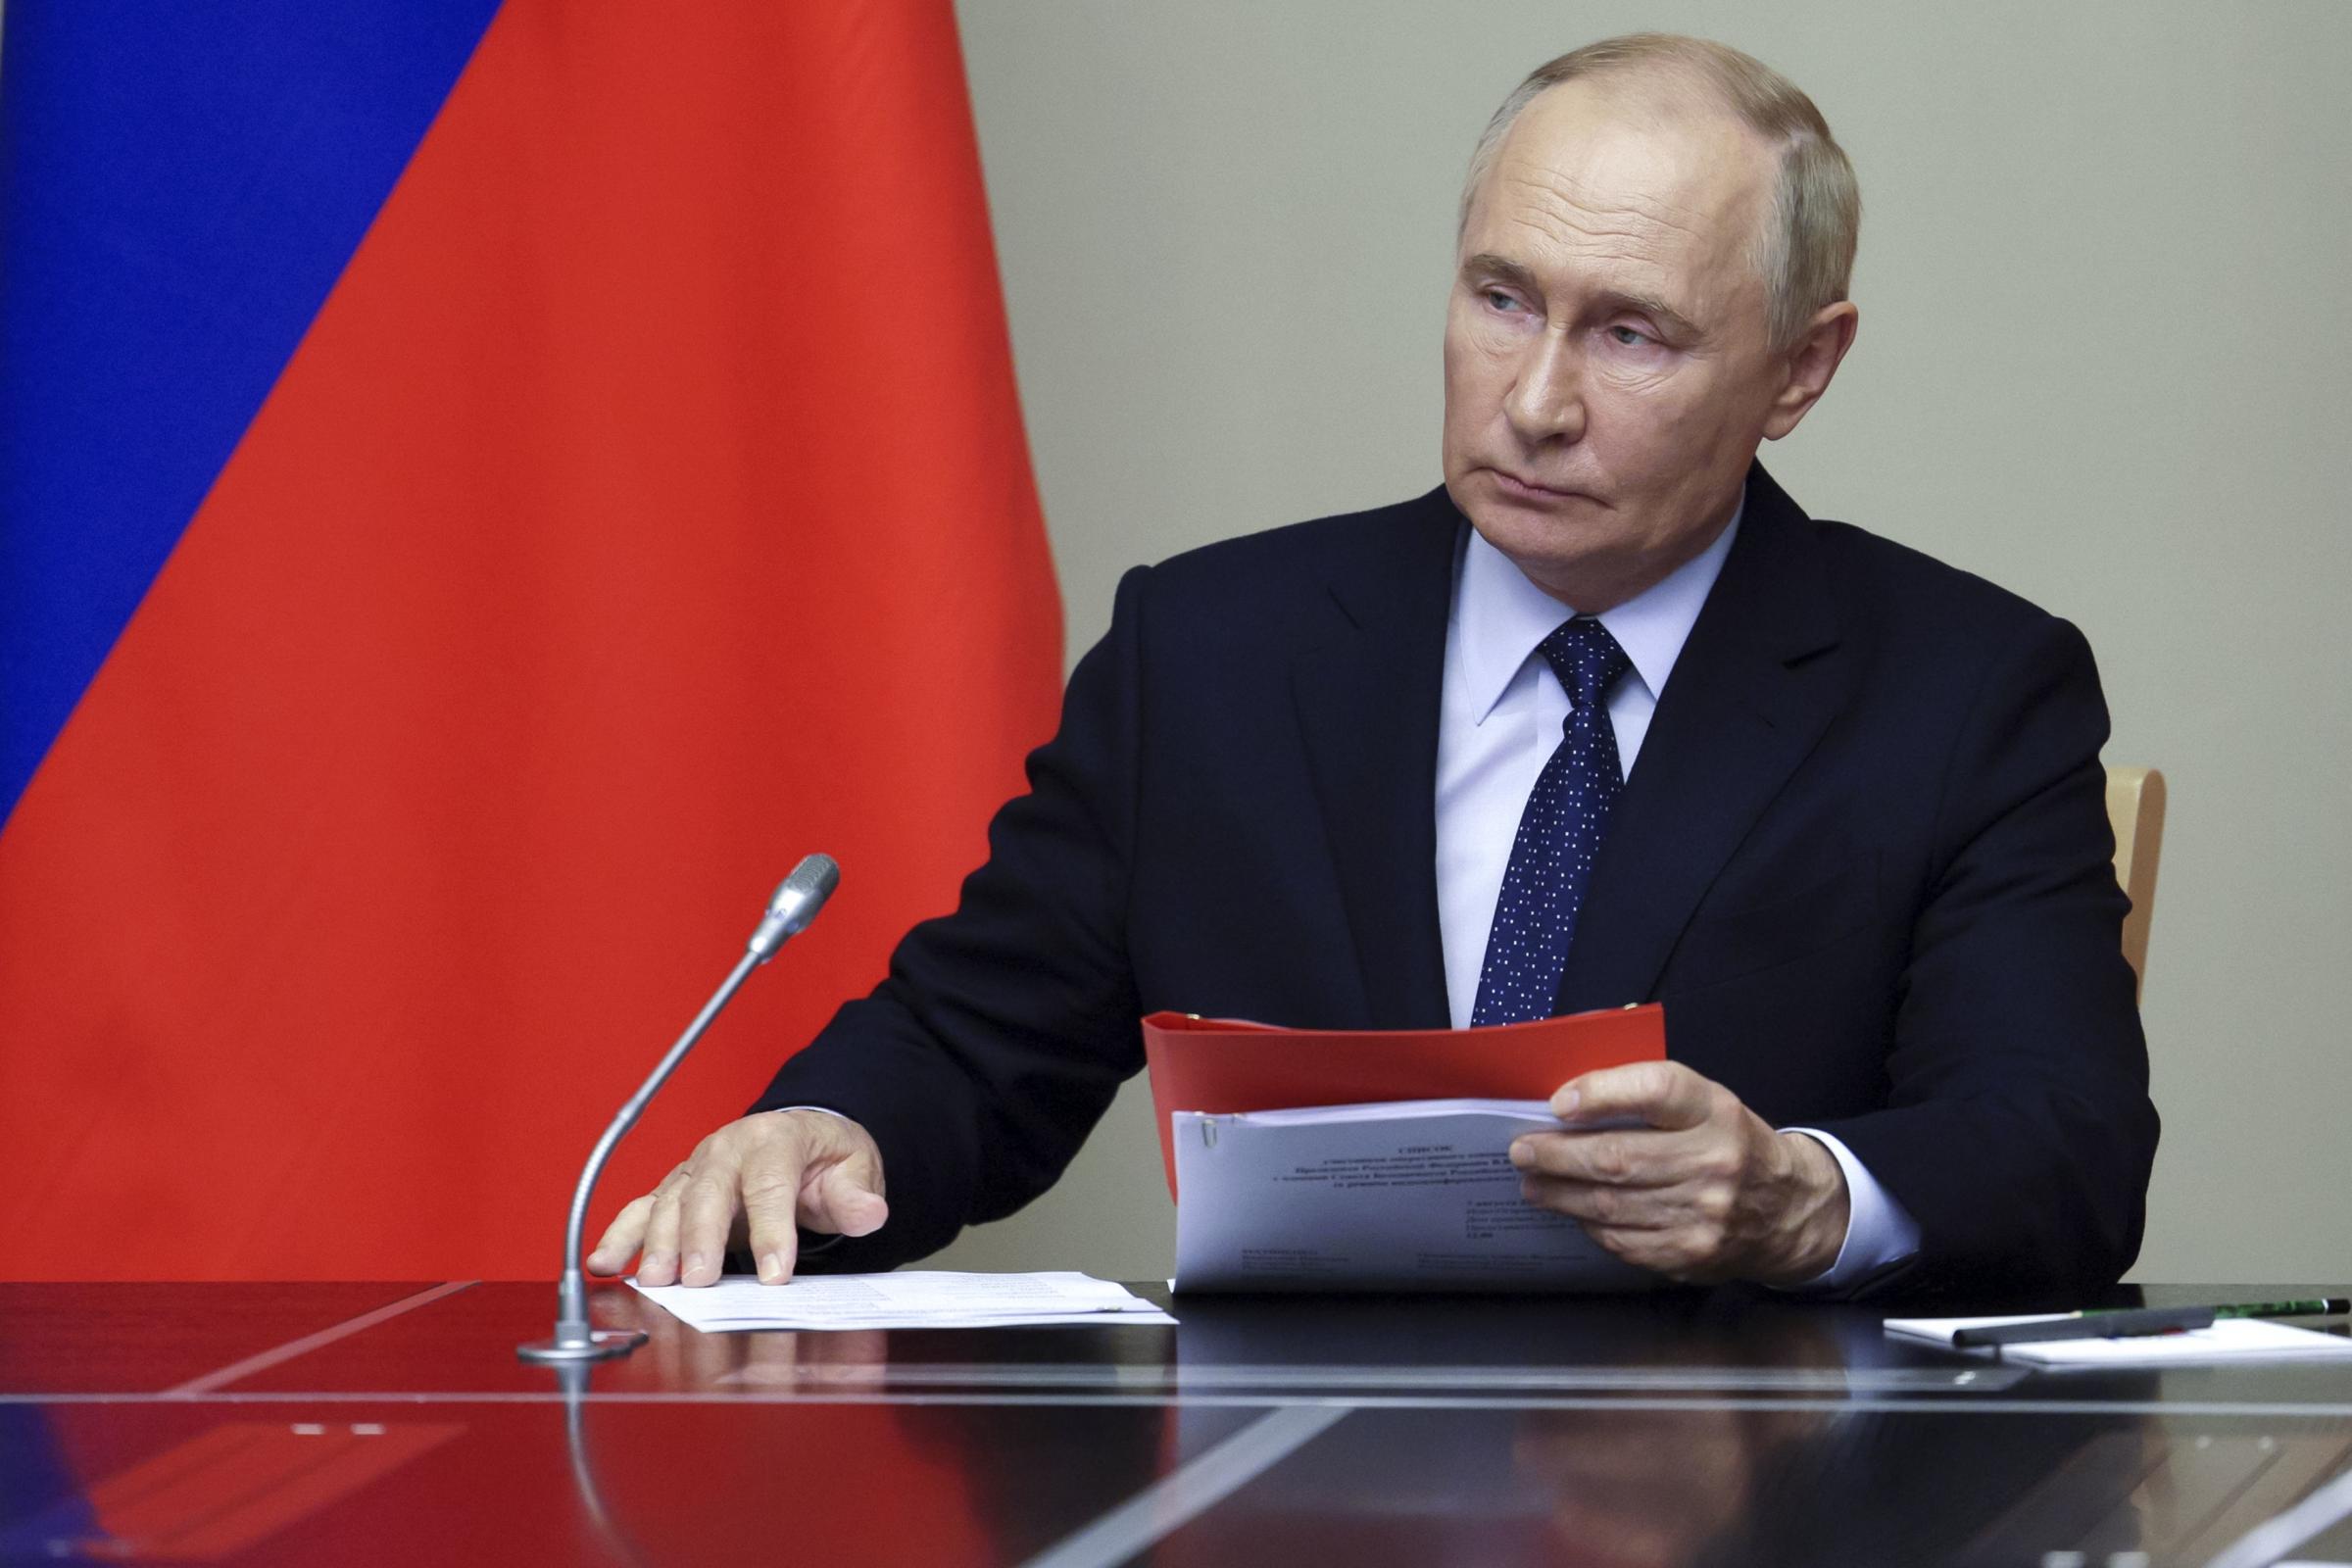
<box><xmin>6</xmin><ymin>1278</ymin><xmax>2352</xmax><ymax>1566</ymax></box>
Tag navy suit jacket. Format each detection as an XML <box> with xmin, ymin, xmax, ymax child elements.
<box><xmin>757</xmin><ymin>464</ymin><xmax>2158</xmax><ymax>1298</ymax></box>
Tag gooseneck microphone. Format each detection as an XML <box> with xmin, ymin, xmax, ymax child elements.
<box><xmin>519</xmin><ymin>855</ymin><xmax>841</xmax><ymax>1363</ymax></box>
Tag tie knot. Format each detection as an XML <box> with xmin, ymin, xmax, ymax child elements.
<box><xmin>1538</xmin><ymin>617</ymin><xmax>1631</xmax><ymax>710</ymax></box>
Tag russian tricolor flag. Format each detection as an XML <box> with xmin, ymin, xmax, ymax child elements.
<box><xmin>0</xmin><ymin>1</ymin><xmax>1062</xmax><ymax>1280</ymax></box>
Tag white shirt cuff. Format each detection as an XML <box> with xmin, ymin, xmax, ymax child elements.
<box><xmin>1778</xmin><ymin>1128</ymin><xmax>1921</xmax><ymax>1292</ymax></box>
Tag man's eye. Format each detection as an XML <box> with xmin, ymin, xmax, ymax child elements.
<box><xmin>1607</xmin><ymin>325</ymin><xmax>1653</xmax><ymax>347</ymax></box>
<box><xmin>1483</xmin><ymin>289</ymin><xmax>1526</xmax><ymax>314</ymax></box>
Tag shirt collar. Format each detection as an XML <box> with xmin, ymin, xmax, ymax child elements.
<box><xmin>1451</xmin><ymin>497</ymin><xmax>1742</xmax><ymax>726</ymax></box>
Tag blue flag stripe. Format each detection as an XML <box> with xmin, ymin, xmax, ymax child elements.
<box><xmin>0</xmin><ymin>0</ymin><xmax>503</xmax><ymax>823</ymax></box>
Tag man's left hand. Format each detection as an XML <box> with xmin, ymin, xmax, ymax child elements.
<box><xmin>1509</xmin><ymin>1060</ymin><xmax>1850</xmax><ymax>1286</ymax></box>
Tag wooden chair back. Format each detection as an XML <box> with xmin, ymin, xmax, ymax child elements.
<box><xmin>2105</xmin><ymin>765</ymin><xmax>2166</xmax><ymax>1002</ymax></box>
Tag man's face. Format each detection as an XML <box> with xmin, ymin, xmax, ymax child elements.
<box><xmin>1442</xmin><ymin>77</ymin><xmax>1795</xmax><ymax>612</ymax></box>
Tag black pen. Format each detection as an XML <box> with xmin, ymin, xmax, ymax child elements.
<box><xmin>1951</xmin><ymin>1305</ymin><xmax>2214</xmax><ymax>1348</ymax></box>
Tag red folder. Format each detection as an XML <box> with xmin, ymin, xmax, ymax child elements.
<box><xmin>1140</xmin><ymin>1004</ymin><xmax>1665</xmax><ymax>1199</ymax></box>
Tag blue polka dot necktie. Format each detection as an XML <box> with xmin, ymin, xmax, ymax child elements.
<box><xmin>1470</xmin><ymin>617</ymin><xmax>1633</xmax><ymax>1027</ymax></box>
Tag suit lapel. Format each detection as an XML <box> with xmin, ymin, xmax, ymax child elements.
<box><xmin>1555</xmin><ymin>466</ymin><xmax>1853</xmax><ymax>1015</ymax></box>
<box><xmin>1291</xmin><ymin>490</ymin><xmax>1459</xmax><ymax>1030</ymax></box>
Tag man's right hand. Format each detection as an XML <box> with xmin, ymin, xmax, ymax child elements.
<box><xmin>585</xmin><ymin>1108</ymin><xmax>888</xmax><ymax>1287</ymax></box>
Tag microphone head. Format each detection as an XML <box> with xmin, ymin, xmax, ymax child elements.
<box><xmin>767</xmin><ymin>854</ymin><xmax>840</xmax><ymax>938</ymax></box>
<box><xmin>747</xmin><ymin>854</ymin><xmax>838</xmax><ymax>959</ymax></box>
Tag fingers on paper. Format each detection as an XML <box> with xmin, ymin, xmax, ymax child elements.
<box><xmin>1552</xmin><ymin>1060</ymin><xmax>1717</xmax><ymax>1131</ymax></box>
<box><xmin>737</xmin><ymin>1110</ymin><xmax>889</xmax><ymax>1283</ymax></box>
<box><xmin>676</xmin><ymin>1166</ymin><xmax>742</xmax><ymax>1287</ymax></box>
<box><xmin>585</xmin><ymin>1190</ymin><xmax>657</xmax><ymax>1277</ymax></box>
<box><xmin>1509</xmin><ymin>1129</ymin><xmax>1686</xmax><ymax>1187</ymax></box>
<box><xmin>1517</xmin><ymin>1173</ymin><xmax>1690</xmax><ymax>1230</ymax></box>
<box><xmin>800</xmin><ymin>1132</ymin><xmax>889</xmax><ymax>1240</ymax></box>
<box><xmin>634</xmin><ymin>1163</ymin><xmax>698</xmax><ymax>1286</ymax></box>
<box><xmin>583</xmin><ymin>1109</ymin><xmax>891</xmax><ymax>1290</ymax></box>
<box><xmin>740</xmin><ymin>1136</ymin><xmax>811</xmax><ymax>1285</ymax></box>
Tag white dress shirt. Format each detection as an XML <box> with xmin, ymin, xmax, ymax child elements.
<box><xmin>1435</xmin><ymin>504</ymin><xmax>1919</xmax><ymax>1290</ymax></box>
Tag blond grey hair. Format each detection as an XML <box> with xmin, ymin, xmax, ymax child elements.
<box><xmin>1461</xmin><ymin>33</ymin><xmax>1860</xmax><ymax>352</ymax></box>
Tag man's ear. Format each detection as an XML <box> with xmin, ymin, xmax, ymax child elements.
<box><xmin>1762</xmin><ymin>301</ymin><xmax>1859</xmax><ymax>441</ymax></box>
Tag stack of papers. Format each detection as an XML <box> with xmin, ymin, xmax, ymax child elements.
<box><xmin>1142</xmin><ymin>1005</ymin><xmax>1663</xmax><ymax>1200</ymax></box>
<box><xmin>1172</xmin><ymin>1099</ymin><xmax>1653</xmax><ymax>1293</ymax></box>
<box><xmin>1886</xmin><ymin>1314</ymin><xmax>2352</xmax><ymax>1366</ymax></box>
<box><xmin>629</xmin><ymin>1270</ymin><xmax>1175</xmax><ymax>1333</ymax></box>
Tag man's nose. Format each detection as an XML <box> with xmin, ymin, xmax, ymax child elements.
<box><xmin>1503</xmin><ymin>328</ymin><xmax>1586</xmax><ymax>445</ymax></box>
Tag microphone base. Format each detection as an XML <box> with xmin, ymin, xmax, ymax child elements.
<box><xmin>517</xmin><ymin>1328</ymin><xmax>648</xmax><ymax>1364</ymax></box>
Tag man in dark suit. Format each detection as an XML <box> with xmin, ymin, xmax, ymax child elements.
<box><xmin>589</xmin><ymin>35</ymin><xmax>2156</xmax><ymax>1299</ymax></box>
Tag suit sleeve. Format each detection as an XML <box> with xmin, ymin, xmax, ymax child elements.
<box><xmin>746</xmin><ymin>567</ymin><xmax>1154</xmax><ymax>1269</ymax></box>
<box><xmin>1809</xmin><ymin>614</ymin><xmax>2158</xmax><ymax>1298</ymax></box>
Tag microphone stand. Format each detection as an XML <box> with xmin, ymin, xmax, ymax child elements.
<box><xmin>519</xmin><ymin>855</ymin><xmax>839</xmax><ymax>1363</ymax></box>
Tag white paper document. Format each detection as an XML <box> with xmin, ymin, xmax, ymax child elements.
<box><xmin>1885</xmin><ymin>1314</ymin><xmax>2352</xmax><ymax>1366</ymax></box>
<box><xmin>1171</xmin><ymin>1098</ymin><xmax>1653</xmax><ymax>1293</ymax></box>
<box><xmin>629</xmin><ymin>1271</ymin><xmax>1176</xmax><ymax>1333</ymax></box>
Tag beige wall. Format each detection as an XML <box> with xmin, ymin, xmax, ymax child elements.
<box><xmin>931</xmin><ymin>1</ymin><xmax>2352</xmax><ymax>1284</ymax></box>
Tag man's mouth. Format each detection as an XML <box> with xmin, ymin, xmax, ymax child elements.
<box><xmin>1490</xmin><ymin>468</ymin><xmax>1587</xmax><ymax>503</ymax></box>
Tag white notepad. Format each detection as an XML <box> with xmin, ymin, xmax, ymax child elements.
<box><xmin>1885</xmin><ymin>1313</ymin><xmax>2352</xmax><ymax>1366</ymax></box>
<box><xmin>629</xmin><ymin>1270</ymin><xmax>1177</xmax><ymax>1333</ymax></box>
